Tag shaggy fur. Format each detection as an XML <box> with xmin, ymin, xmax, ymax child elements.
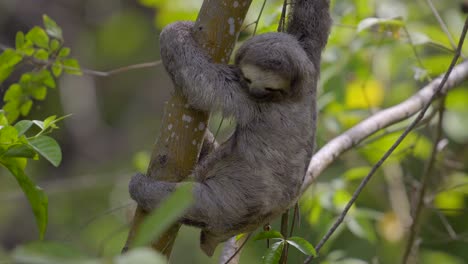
<box><xmin>129</xmin><ymin>0</ymin><xmax>331</xmax><ymax>256</ymax></box>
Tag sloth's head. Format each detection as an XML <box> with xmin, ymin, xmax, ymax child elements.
<box><xmin>239</xmin><ymin>63</ymin><xmax>290</xmax><ymax>100</ymax></box>
<box><xmin>235</xmin><ymin>32</ymin><xmax>314</xmax><ymax>101</ymax></box>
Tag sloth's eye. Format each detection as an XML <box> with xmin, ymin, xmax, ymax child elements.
<box><xmin>245</xmin><ymin>78</ymin><xmax>252</xmax><ymax>84</ymax></box>
<box><xmin>265</xmin><ymin>87</ymin><xmax>278</xmax><ymax>92</ymax></box>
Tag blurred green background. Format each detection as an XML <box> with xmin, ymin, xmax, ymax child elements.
<box><xmin>0</xmin><ymin>0</ymin><xmax>468</xmax><ymax>263</ymax></box>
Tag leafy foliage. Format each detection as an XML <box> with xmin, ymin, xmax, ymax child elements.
<box><xmin>0</xmin><ymin>15</ymin><xmax>79</xmax><ymax>239</ymax></box>
<box><xmin>254</xmin><ymin>231</ymin><xmax>316</xmax><ymax>264</ymax></box>
<box><xmin>1</xmin><ymin>15</ymin><xmax>81</xmax><ymax>123</ymax></box>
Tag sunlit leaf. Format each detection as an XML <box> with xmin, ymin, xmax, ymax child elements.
<box><xmin>31</xmin><ymin>86</ymin><xmax>47</xmax><ymax>100</ymax></box>
<box><xmin>34</xmin><ymin>49</ymin><xmax>49</xmax><ymax>61</ymax></box>
<box><xmin>333</xmin><ymin>189</ymin><xmax>352</xmax><ymax>211</ymax></box>
<box><xmin>15</xmin><ymin>31</ymin><xmax>25</xmax><ymax>49</ymax></box>
<box><xmin>58</xmin><ymin>47</ymin><xmax>70</xmax><ymax>58</ymax></box>
<box><xmin>344</xmin><ymin>167</ymin><xmax>372</xmax><ymax>181</ymax></box>
<box><xmin>26</xmin><ymin>26</ymin><xmax>49</xmax><ymax>49</ymax></box>
<box><xmin>0</xmin><ymin>125</ymin><xmax>19</xmax><ymax>144</ymax></box>
<box><xmin>20</xmin><ymin>99</ymin><xmax>33</xmax><ymax>116</ymax></box>
<box><xmin>4</xmin><ymin>83</ymin><xmax>22</xmax><ymax>102</ymax></box>
<box><xmin>434</xmin><ymin>190</ymin><xmax>465</xmax><ymax>216</ymax></box>
<box><xmin>0</xmin><ymin>49</ymin><xmax>22</xmax><ymax>83</ymax></box>
<box><xmin>422</xmin><ymin>54</ymin><xmax>453</xmax><ymax>76</ymax></box>
<box><xmin>62</xmin><ymin>58</ymin><xmax>81</xmax><ymax>75</ymax></box>
<box><xmin>3</xmin><ymin>101</ymin><xmax>20</xmax><ymax>123</ymax></box>
<box><xmin>51</xmin><ymin>62</ymin><xmax>62</xmax><ymax>77</ymax></box>
<box><xmin>43</xmin><ymin>115</ymin><xmax>57</xmax><ymax>130</ymax></box>
<box><xmin>49</xmin><ymin>39</ymin><xmax>60</xmax><ymax>52</ymax></box>
<box><xmin>132</xmin><ymin>151</ymin><xmax>150</xmax><ymax>172</ymax></box>
<box><xmin>0</xmin><ymin>111</ymin><xmax>8</xmax><ymax>126</ymax></box>
<box><xmin>345</xmin><ymin>79</ymin><xmax>384</xmax><ymax>109</ymax></box>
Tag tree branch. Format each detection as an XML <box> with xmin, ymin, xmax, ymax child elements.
<box><xmin>301</xmin><ymin>59</ymin><xmax>468</xmax><ymax>193</ymax></box>
<box><xmin>303</xmin><ymin>16</ymin><xmax>468</xmax><ymax>262</ymax></box>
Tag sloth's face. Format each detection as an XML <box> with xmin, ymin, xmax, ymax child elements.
<box><xmin>240</xmin><ymin>64</ymin><xmax>290</xmax><ymax>100</ymax></box>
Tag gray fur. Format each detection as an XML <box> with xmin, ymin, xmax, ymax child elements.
<box><xmin>129</xmin><ymin>0</ymin><xmax>331</xmax><ymax>256</ymax></box>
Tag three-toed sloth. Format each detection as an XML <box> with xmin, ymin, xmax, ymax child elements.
<box><xmin>130</xmin><ymin>0</ymin><xmax>331</xmax><ymax>256</ymax></box>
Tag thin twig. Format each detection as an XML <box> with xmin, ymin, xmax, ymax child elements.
<box><xmin>278</xmin><ymin>0</ymin><xmax>288</xmax><ymax>32</ymax></box>
<box><xmin>0</xmin><ymin>42</ymin><xmax>162</xmax><ymax>77</ymax></box>
<box><xmin>253</xmin><ymin>0</ymin><xmax>268</xmax><ymax>35</ymax></box>
<box><xmin>433</xmin><ymin>207</ymin><xmax>458</xmax><ymax>239</ymax></box>
<box><xmin>403</xmin><ymin>26</ymin><xmax>428</xmax><ymax>77</ymax></box>
<box><xmin>80</xmin><ymin>61</ymin><xmax>162</xmax><ymax>77</ymax></box>
<box><xmin>279</xmin><ymin>210</ymin><xmax>290</xmax><ymax>264</ymax></box>
<box><xmin>289</xmin><ymin>203</ymin><xmax>299</xmax><ymax>237</ymax></box>
<box><xmin>426</xmin><ymin>0</ymin><xmax>458</xmax><ymax>51</ymax></box>
<box><xmin>304</xmin><ymin>16</ymin><xmax>468</xmax><ymax>264</ymax></box>
<box><xmin>401</xmin><ymin>96</ymin><xmax>447</xmax><ymax>263</ymax></box>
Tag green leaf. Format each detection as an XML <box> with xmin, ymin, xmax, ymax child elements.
<box><xmin>16</xmin><ymin>31</ymin><xmax>25</xmax><ymax>49</ymax></box>
<box><xmin>0</xmin><ymin>111</ymin><xmax>9</xmax><ymax>126</ymax></box>
<box><xmin>253</xmin><ymin>230</ymin><xmax>284</xmax><ymax>241</ymax></box>
<box><xmin>58</xmin><ymin>47</ymin><xmax>70</xmax><ymax>58</ymax></box>
<box><xmin>22</xmin><ymin>46</ymin><xmax>35</xmax><ymax>56</ymax></box>
<box><xmin>49</xmin><ymin>39</ymin><xmax>60</xmax><ymax>52</ymax></box>
<box><xmin>34</xmin><ymin>49</ymin><xmax>49</xmax><ymax>61</ymax></box>
<box><xmin>133</xmin><ymin>182</ymin><xmax>194</xmax><ymax>247</ymax></box>
<box><xmin>286</xmin><ymin>237</ymin><xmax>317</xmax><ymax>256</ymax></box>
<box><xmin>43</xmin><ymin>115</ymin><xmax>57</xmax><ymax>130</ymax></box>
<box><xmin>0</xmin><ymin>158</ymin><xmax>48</xmax><ymax>239</ymax></box>
<box><xmin>27</xmin><ymin>136</ymin><xmax>62</xmax><ymax>167</ymax></box>
<box><xmin>4</xmin><ymin>83</ymin><xmax>22</xmax><ymax>102</ymax></box>
<box><xmin>263</xmin><ymin>241</ymin><xmax>284</xmax><ymax>264</ymax></box>
<box><xmin>14</xmin><ymin>120</ymin><xmax>34</xmax><ymax>136</ymax></box>
<box><xmin>41</xmin><ymin>70</ymin><xmax>56</xmax><ymax>88</ymax></box>
<box><xmin>4</xmin><ymin>144</ymin><xmax>37</xmax><ymax>159</ymax></box>
<box><xmin>0</xmin><ymin>49</ymin><xmax>22</xmax><ymax>84</ymax></box>
<box><xmin>344</xmin><ymin>166</ymin><xmax>372</xmax><ymax>181</ymax></box>
<box><xmin>3</xmin><ymin>101</ymin><xmax>20</xmax><ymax>123</ymax></box>
<box><xmin>31</xmin><ymin>86</ymin><xmax>47</xmax><ymax>100</ymax></box>
<box><xmin>0</xmin><ymin>125</ymin><xmax>19</xmax><ymax>144</ymax></box>
<box><xmin>62</xmin><ymin>58</ymin><xmax>82</xmax><ymax>75</ymax></box>
<box><xmin>43</xmin><ymin>15</ymin><xmax>63</xmax><ymax>40</ymax></box>
<box><xmin>20</xmin><ymin>99</ymin><xmax>33</xmax><ymax>116</ymax></box>
<box><xmin>51</xmin><ymin>62</ymin><xmax>62</xmax><ymax>77</ymax></box>
<box><xmin>26</xmin><ymin>26</ymin><xmax>49</xmax><ymax>49</ymax></box>
<box><xmin>0</xmin><ymin>49</ymin><xmax>23</xmax><ymax>67</ymax></box>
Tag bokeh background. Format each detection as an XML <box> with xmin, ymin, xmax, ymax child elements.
<box><xmin>1</xmin><ymin>0</ymin><xmax>468</xmax><ymax>263</ymax></box>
